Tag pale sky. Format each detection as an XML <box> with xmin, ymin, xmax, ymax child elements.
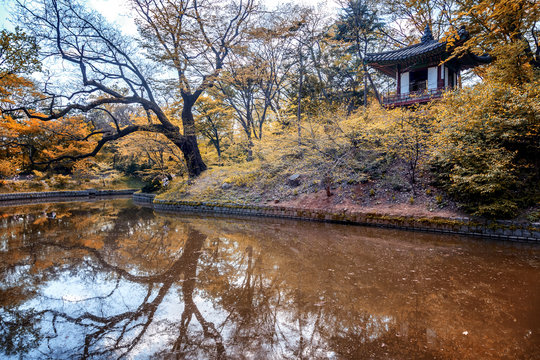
<box><xmin>0</xmin><ymin>0</ymin><xmax>340</xmax><ymax>33</ymax></box>
<box><xmin>90</xmin><ymin>0</ymin><xmax>340</xmax><ymax>35</ymax></box>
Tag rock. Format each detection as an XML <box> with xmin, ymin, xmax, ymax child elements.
<box><xmin>221</xmin><ymin>182</ymin><xmax>232</xmax><ymax>190</ymax></box>
<box><xmin>288</xmin><ymin>174</ymin><xmax>301</xmax><ymax>187</ymax></box>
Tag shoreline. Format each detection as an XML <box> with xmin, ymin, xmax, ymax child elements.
<box><xmin>0</xmin><ymin>189</ymin><xmax>138</xmax><ymax>203</ymax></box>
<box><xmin>147</xmin><ymin>196</ymin><xmax>540</xmax><ymax>244</ymax></box>
<box><xmin>2</xmin><ymin>190</ymin><xmax>538</xmax><ymax>243</ymax></box>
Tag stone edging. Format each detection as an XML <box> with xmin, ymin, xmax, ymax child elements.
<box><xmin>0</xmin><ymin>189</ymin><xmax>137</xmax><ymax>202</ymax></box>
<box><xmin>151</xmin><ymin>199</ymin><xmax>540</xmax><ymax>243</ymax></box>
<box><xmin>133</xmin><ymin>193</ymin><xmax>156</xmax><ymax>203</ymax></box>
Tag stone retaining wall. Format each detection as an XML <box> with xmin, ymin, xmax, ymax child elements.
<box><xmin>132</xmin><ymin>193</ymin><xmax>156</xmax><ymax>203</ymax></box>
<box><xmin>0</xmin><ymin>189</ymin><xmax>137</xmax><ymax>202</ymax></box>
<box><xmin>153</xmin><ymin>199</ymin><xmax>540</xmax><ymax>243</ymax></box>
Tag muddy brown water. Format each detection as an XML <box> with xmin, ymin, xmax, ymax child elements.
<box><xmin>0</xmin><ymin>199</ymin><xmax>539</xmax><ymax>359</ymax></box>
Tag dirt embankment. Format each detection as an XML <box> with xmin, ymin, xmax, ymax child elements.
<box><xmin>272</xmin><ymin>188</ymin><xmax>465</xmax><ymax>219</ymax></box>
<box><xmin>160</xmin><ymin>164</ymin><xmax>467</xmax><ymax>220</ymax></box>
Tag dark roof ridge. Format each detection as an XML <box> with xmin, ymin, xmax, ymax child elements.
<box><xmin>365</xmin><ymin>39</ymin><xmax>440</xmax><ymax>58</ymax></box>
<box><xmin>366</xmin><ymin>26</ymin><xmax>469</xmax><ymax>60</ymax></box>
<box><xmin>365</xmin><ymin>40</ymin><xmax>445</xmax><ymax>63</ymax></box>
<box><xmin>364</xmin><ymin>26</ymin><xmax>474</xmax><ymax>67</ymax></box>
<box><xmin>421</xmin><ymin>24</ymin><xmax>434</xmax><ymax>42</ymax></box>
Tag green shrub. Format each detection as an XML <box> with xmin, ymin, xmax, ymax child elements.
<box><xmin>429</xmin><ymin>74</ymin><xmax>540</xmax><ymax>218</ymax></box>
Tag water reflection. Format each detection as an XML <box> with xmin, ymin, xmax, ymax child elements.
<box><xmin>0</xmin><ymin>199</ymin><xmax>539</xmax><ymax>359</ymax></box>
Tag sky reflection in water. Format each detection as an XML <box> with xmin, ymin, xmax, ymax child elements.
<box><xmin>0</xmin><ymin>199</ymin><xmax>539</xmax><ymax>359</ymax></box>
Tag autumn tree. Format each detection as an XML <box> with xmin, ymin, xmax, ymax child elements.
<box><xmin>194</xmin><ymin>93</ymin><xmax>234</xmax><ymax>161</ymax></box>
<box><xmin>285</xmin><ymin>5</ymin><xmax>372</xmax><ymax>129</ymax></box>
<box><xmin>130</xmin><ymin>0</ymin><xmax>255</xmax><ymax>174</ymax></box>
<box><xmin>289</xmin><ymin>23</ymin><xmax>365</xmax><ymax>115</ymax></box>
<box><xmin>289</xmin><ymin>6</ymin><xmax>314</xmax><ymax>144</ymax></box>
<box><xmin>273</xmin><ymin>5</ymin><xmax>338</xmax><ymax>143</ymax></box>
<box><xmin>451</xmin><ymin>0</ymin><xmax>539</xmax><ymax>73</ymax></box>
<box><xmin>218</xmin><ymin>62</ymin><xmax>265</xmax><ymax>160</ymax></box>
<box><xmin>6</xmin><ymin>0</ymin><xmax>255</xmax><ymax>178</ymax></box>
<box><xmin>116</xmin><ymin>131</ymin><xmax>186</xmax><ymax>180</ymax></box>
<box><xmin>335</xmin><ymin>0</ymin><xmax>384</xmax><ymax>105</ymax></box>
<box><xmin>0</xmin><ymin>27</ymin><xmax>40</xmax><ymax>79</ymax></box>
<box><xmin>217</xmin><ymin>5</ymin><xmax>297</xmax><ymax>158</ymax></box>
<box><xmin>0</xmin><ymin>27</ymin><xmax>42</xmax><ymax>176</ymax></box>
<box><xmin>1</xmin><ymin>113</ymin><xmax>96</xmax><ymax>175</ymax></box>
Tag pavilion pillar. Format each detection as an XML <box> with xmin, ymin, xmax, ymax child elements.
<box><xmin>397</xmin><ymin>65</ymin><xmax>401</xmax><ymax>95</ymax></box>
<box><xmin>437</xmin><ymin>65</ymin><xmax>444</xmax><ymax>89</ymax></box>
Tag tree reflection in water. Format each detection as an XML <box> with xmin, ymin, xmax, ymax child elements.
<box><xmin>0</xmin><ymin>199</ymin><xmax>539</xmax><ymax>359</ymax></box>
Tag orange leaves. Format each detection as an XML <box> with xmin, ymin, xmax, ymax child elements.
<box><xmin>0</xmin><ymin>73</ymin><xmax>36</xmax><ymax>106</ymax></box>
<box><xmin>0</xmin><ymin>70</ymin><xmax>106</xmax><ymax>176</ymax></box>
<box><xmin>71</xmin><ymin>158</ymin><xmax>97</xmax><ymax>178</ymax></box>
<box><xmin>32</xmin><ymin>259</ymin><xmax>54</xmax><ymax>272</ymax></box>
<box><xmin>82</xmin><ymin>236</ymin><xmax>104</xmax><ymax>250</ymax></box>
<box><xmin>1</xmin><ymin>102</ymin><xmax>98</xmax><ymax>174</ymax></box>
<box><xmin>32</xmin><ymin>217</ymin><xmax>49</xmax><ymax>226</ymax></box>
<box><xmin>2</xmin><ymin>114</ymin><xmax>42</xmax><ymax>136</ymax></box>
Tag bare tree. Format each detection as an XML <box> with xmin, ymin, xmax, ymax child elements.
<box><xmin>131</xmin><ymin>0</ymin><xmax>256</xmax><ymax>171</ymax></box>
<box><xmin>216</xmin><ymin>6</ymin><xmax>297</xmax><ymax>159</ymax></box>
<box><xmin>8</xmin><ymin>0</ymin><xmax>254</xmax><ymax>177</ymax></box>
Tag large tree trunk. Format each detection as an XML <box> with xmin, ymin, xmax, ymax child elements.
<box><xmin>176</xmin><ymin>94</ymin><xmax>207</xmax><ymax>178</ymax></box>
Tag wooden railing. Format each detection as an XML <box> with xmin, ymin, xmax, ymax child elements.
<box><xmin>382</xmin><ymin>88</ymin><xmax>443</xmax><ymax>107</ymax></box>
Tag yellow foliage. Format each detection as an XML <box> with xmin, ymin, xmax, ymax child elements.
<box><xmin>32</xmin><ymin>217</ymin><xmax>48</xmax><ymax>226</ymax></box>
<box><xmin>72</xmin><ymin>159</ymin><xmax>98</xmax><ymax>179</ymax></box>
<box><xmin>32</xmin><ymin>170</ymin><xmax>45</xmax><ymax>179</ymax></box>
<box><xmin>224</xmin><ymin>171</ymin><xmax>259</xmax><ymax>187</ymax></box>
<box><xmin>428</xmin><ymin>71</ymin><xmax>539</xmax><ymax>217</ymax></box>
<box><xmin>0</xmin><ymin>159</ymin><xmax>18</xmax><ymax>177</ymax></box>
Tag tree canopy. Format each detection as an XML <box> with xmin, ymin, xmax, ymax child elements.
<box><xmin>0</xmin><ymin>0</ymin><xmax>538</xmax><ymax>217</ymax></box>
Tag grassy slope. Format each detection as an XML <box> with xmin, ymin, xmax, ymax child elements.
<box><xmin>158</xmin><ymin>131</ymin><xmax>464</xmax><ymax>218</ymax></box>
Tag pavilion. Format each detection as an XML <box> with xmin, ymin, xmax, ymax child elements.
<box><xmin>365</xmin><ymin>25</ymin><xmax>489</xmax><ymax>107</ymax></box>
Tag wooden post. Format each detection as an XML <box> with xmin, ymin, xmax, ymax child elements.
<box><xmin>437</xmin><ymin>65</ymin><xmax>443</xmax><ymax>89</ymax></box>
<box><xmin>397</xmin><ymin>65</ymin><xmax>401</xmax><ymax>95</ymax></box>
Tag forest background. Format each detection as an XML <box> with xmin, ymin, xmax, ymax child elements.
<box><xmin>0</xmin><ymin>0</ymin><xmax>538</xmax><ymax>219</ymax></box>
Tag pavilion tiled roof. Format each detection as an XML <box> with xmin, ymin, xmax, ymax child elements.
<box><xmin>365</xmin><ymin>40</ymin><xmax>445</xmax><ymax>64</ymax></box>
<box><xmin>365</xmin><ymin>25</ymin><xmax>459</xmax><ymax>66</ymax></box>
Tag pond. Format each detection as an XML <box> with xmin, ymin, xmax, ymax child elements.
<box><xmin>0</xmin><ymin>199</ymin><xmax>539</xmax><ymax>359</ymax></box>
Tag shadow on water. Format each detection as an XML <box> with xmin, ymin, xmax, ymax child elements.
<box><xmin>0</xmin><ymin>199</ymin><xmax>539</xmax><ymax>359</ymax></box>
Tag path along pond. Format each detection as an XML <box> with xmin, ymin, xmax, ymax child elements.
<box><xmin>0</xmin><ymin>198</ymin><xmax>539</xmax><ymax>359</ymax></box>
